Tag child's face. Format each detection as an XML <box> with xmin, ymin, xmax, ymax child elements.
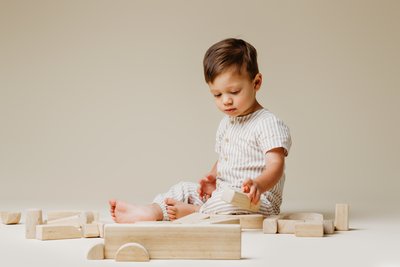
<box><xmin>208</xmin><ymin>67</ymin><xmax>262</xmax><ymax>117</ymax></box>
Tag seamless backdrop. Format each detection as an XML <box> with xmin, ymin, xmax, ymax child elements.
<box><xmin>1</xmin><ymin>0</ymin><xmax>399</xmax><ymax>214</ymax></box>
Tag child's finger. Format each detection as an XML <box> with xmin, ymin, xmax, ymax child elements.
<box><xmin>249</xmin><ymin>185</ymin><xmax>256</xmax><ymax>201</ymax></box>
<box><xmin>253</xmin><ymin>191</ymin><xmax>261</xmax><ymax>204</ymax></box>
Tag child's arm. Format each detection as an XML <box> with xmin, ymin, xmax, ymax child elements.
<box><xmin>242</xmin><ymin>147</ymin><xmax>285</xmax><ymax>204</ymax></box>
<box><xmin>197</xmin><ymin>160</ymin><xmax>218</xmax><ymax>200</ymax></box>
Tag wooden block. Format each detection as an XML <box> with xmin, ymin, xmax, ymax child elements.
<box><xmin>79</xmin><ymin>211</ymin><xmax>95</xmax><ymax>225</ymax></box>
<box><xmin>282</xmin><ymin>212</ymin><xmax>323</xmax><ymax>221</ymax></box>
<box><xmin>323</xmin><ymin>219</ymin><xmax>335</xmax><ymax>234</ymax></box>
<box><xmin>277</xmin><ymin>219</ymin><xmax>304</xmax><ymax>234</ymax></box>
<box><xmin>1</xmin><ymin>212</ymin><xmax>21</xmax><ymax>225</ymax></box>
<box><xmin>97</xmin><ymin>222</ymin><xmax>105</xmax><ymax>238</ymax></box>
<box><xmin>210</xmin><ymin>214</ymin><xmax>264</xmax><ymax>229</ymax></box>
<box><xmin>87</xmin><ymin>243</ymin><xmax>105</xmax><ymax>260</ymax></box>
<box><xmin>82</xmin><ymin>223</ymin><xmax>100</xmax><ymax>238</ymax></box>
<box><xmin>93</xmin><ymin>211</ymin><xmax>100</xmax><ymax>222</ymax></box>
<box><xmin>221</xmin><ymin>188</ymin><xmax>260</xmax><ymax>212</ymax></box>
<box><xmin>47</xmin><ymin>215</ymin><xmax>81</xmax><ymax>228</ymax></box>
<box><xmin>115</xmin><ymin>243</ymin><xmax>150</xmax><ymax>262</ymax></box>
<box><xmin>36</xmin><ymin>225</ymin><xmax>82</xmax><ymax>240</ymax></box>
<box><xmin>335</xmin><ymin>204</ymin><xmax>349</xmax><ymax>231</ymax></box>
<box><xmin>172</xmin><ymin>212</ymin><xmax>210</xmax><ymax>224</ymax></box>
<box><xmin>104</xmin><ymin>224</ymin><xmax>241</xmax><ymax>260</ymax></box>
<box><xmin>295</xmin><ymin>222</ymin><xmax>324</xmax><ymax>237</ymax></box>
<box><xmin>46</xmin><ymin>210</ymin><xmax>81</xmax><ymax>221</ymax></box>
<box><xmin>238</xmin><ymin>214</ymin><xmax>264</xmax><ymax>229</ymax></box>
<box><xmin>25</xmin><ymin>209</ymin><xmax>43</xmax><ymax>239</ymax></box>
<box><xmin>205</xmin><ymin>217</ymin><xmax>240</xmax><ymax>225</ymax></box>
<box><xmin>263</xmin><ymin>215</ymin><xmax>283</xmax><ymax>234</ymax></box>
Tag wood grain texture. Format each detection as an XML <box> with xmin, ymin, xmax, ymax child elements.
<box><xmin>36</xmin><ymin>225</ymin><xmax>82</xmax><ymax>240</ymax></box>
<box><xmin>282</xmin><ymin>212</ymin><xmax>323</xmax><ymax>221</ymax></box>
<box><xmin>87</xmin><ymin>243</ymin><xmax>105</xmax><ymax>260</ymax></box>
<box><xmin>46</xmin><ymin>215</ymin><xmax>81</xmax><ymax>228</ymax></box>
<box><xmin>25</xmin><ymin>209</ymin><xmax>43</xmax><ymax>239</ymax></box>
<box><xmin>104</xmin><ymin>224</ymin><xmax>241</xmax><ymax>260</ymax></box>
<box><xmin>295</xmin><ymin>222</ymin><xmax>324</xmax><ymax>237</ymax></box>
<box><xmin>1</xmin><ymin>212</ymin><xmax>21</xmax><ymax>225</ymax></box>
<box><xmin>172</xmin><ymin>212</ymin><xmax>210</xmax><ymax>224</ymax></box>
<box><xmin>115</xmin><ymin>243</ymin><xmax>149</xmax><ymax>262</ymax></box>
<box><xmin>277</xmin><ymin>219</ymin><xmax>304</xmax><ymax>234</ymax></box>
<box><xmin>335</xmin><ymin>204</ymin><xmax>349</xmax><ymax>231</ymax></box>
<box><xmin>82</xmin><ymin>223</ymin><xmax>100</xmax><ymax>238</ymax></box>
<box><xmin>221</xmin><ymin>188</ymin><xmax>260</xmax><ymax>212</ymax></box>
<box><xmin>46</xmin><ymin>211</ymin><xmax>81</xmax><ymax>221</ymax></box>
<box><xmin>210</xmin><ymin>214</ymin><xmax>264</xmax><ymax>229</ymax></box>
<box><xmin>323</xmin><ymin>219</ymin><xmax>335</xmax><ymax>234</ymax></box>
<box><xmin>263</xmin><ymin>215</ymin><xmax>283</xmax><ymax>234</ymax></box>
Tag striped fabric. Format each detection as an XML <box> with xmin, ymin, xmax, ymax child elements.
<box><xmin>153</xmin><ymin>108</ymin><xmax>292</xmax><ymax>220</ymax></box>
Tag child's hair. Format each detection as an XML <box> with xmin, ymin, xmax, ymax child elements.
<box><xmin>203</xmin><ymin>38</ymin><xmax>259</xmax><ymax>83</ymax></box>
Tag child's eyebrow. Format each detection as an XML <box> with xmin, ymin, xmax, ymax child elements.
<box><xmin>210</xmin><ymin>85</ymin><xmax>238</xmax><ymax>93</ymax></box>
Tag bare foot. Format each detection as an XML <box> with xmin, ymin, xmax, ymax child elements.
<box><xmin>108</xmin><ymin>199</ymin><xmax>163</xmax><ymax>223</ymax></box>
<box><xmin>165</xmin><ymin>198</ymin><xmax>200</xmax><ymax>221</ymax></box>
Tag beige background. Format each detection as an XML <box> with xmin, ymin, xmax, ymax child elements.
<box><xmin>1</xmin><ymin>0</ymin><xmax>399</xmax><ymax>213</ymax></box>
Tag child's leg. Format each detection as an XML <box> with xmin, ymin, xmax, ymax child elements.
<box><xmin>153</xmin><ymin>181</ymin><xmax>204</xmax><ymax>221</ymax></box>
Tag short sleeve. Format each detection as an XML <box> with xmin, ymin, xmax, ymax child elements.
<box><xmin>256</xmin><ymin>115</ymin><xmax>292</xmax><ymax>156</ymax></box>
<box><xmin>215</xmin><ymin>117</ymin><xmax>228</xmax><ymax>154</ymax></box>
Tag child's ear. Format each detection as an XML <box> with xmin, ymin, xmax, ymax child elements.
<box><xmin>253</xmin><ymin>73</ymin><xmax>262</xmax><ymax>90</ymax></box>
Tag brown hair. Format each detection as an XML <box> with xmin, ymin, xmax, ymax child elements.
<box><xmin>203</xmin><ymin>38</ymin><xmax>259</xmax><ymax>83</ymax></box>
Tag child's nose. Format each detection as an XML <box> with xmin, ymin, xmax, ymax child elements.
<box><xmin>222</xmin><ymin>95</ymin><xmax>233</xmax><ymax>105</ymax></box>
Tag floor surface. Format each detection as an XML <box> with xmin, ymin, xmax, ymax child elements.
<box><xmin>1</xmin><ymin>205</ymin><xmax>399</xmax><ymax>267</ymax></box>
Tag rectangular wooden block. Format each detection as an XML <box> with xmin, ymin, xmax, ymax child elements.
<box><xmin>1</xmin><ymin>212</ymin><xmax>21</xmax><ymax>225</ymax></box>
<box><xmin>323</xmin><ymin>219</ymin><xmax>335</xmax><ymax>234</ymax></box>
<box><xmin>172</xmin><ymin>212</ymin><xmax>210</xmax><ymax>224</ymax></box>
<box><xmin>210</xmin><ymin>214</ymin><xmax>264</xmax><ymax>229</ymax></box>
<box><xmin>46</xmin><ymin>215</ymin><xmax>81</xmax><ymax>228</ymax></box>
<box><xmin>205</xmin><ymin>217</ymin><xmax>240</xmax><ymax>225</ymax></box>
<box><xmin>98</xmin><ymin>222</ymin><xmax>105</xmax><ymax>238</ymax></box>
<box><xmin>221</xmin><ymin>188</ymin><xmax>260</xmax><ymax>212</ymax></box>
<box><xmin>263</xmin><ymin>215</ymin><xmax>283</xmax><ymax>234</ymax></box>
<box><xmin>36</xmin><ymin>225</ymin><xmax>82</xmax><ymax>240</ymax></box>
<box><xmin>104</xmin><ymin>224</ymin><xmax>241</xmax><ymax>260</ymax></box>
<box><xmin>295</xmin><ymin>222</ymin><xmax>324</xmax><ymax>237</ymax></box>
<box><xmin>277</xmin><ymin>219</ymin><xmax>304</xmax><ymax>234</ymax></box>
<box><xmin>335</xmin><ymin>204</ymin><xmax>349</xmax><ymax>231</ymax></box>
<box><xmin>82</xmin><ymin>223</ymin><xmax>100</xmax><ymax>238</ymax></box>
<box><xmin>46</xmin><ymin>210</ymin><xmax>81</xmax><ymax>221</ymax></box>
<box><xmin>25</xmin><ymin>209</ymin><xmax>43</xmax><ymax>239</ymax></box>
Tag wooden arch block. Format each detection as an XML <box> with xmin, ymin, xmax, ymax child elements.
<box><xmin>87</xmin><ymin>243</ymin><xmax>105</xmax><ymax>260</ymax></box>
<box><xmin>115</xmin><ymin>243</ymin><xmax>149</xmax><ymax>262</ymax></box>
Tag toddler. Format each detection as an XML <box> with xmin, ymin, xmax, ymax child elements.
<box><xmin>109</xmin><ymin>38</ymin><xmax>292</xmax><ymax>222</ymax></box>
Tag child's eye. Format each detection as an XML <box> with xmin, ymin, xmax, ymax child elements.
<box><xmin>231</xmin><ymin>90</ymin><xmax>240</xmax><ymax>95</ymax></box>
<box><xmin>214</xmin><ymin>94</ymin><xmax>222</xmax><ymax>97</ymax></box>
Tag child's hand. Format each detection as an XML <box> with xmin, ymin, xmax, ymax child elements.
<box><xmin>197</xmin><ymin>174</ymin><xmax>216</xmax><ymax>201</ymax></box>
<box><xmin>242</xmin><ymin>178</ymin><xmax>261</xmax><ymax>205</ymax></box>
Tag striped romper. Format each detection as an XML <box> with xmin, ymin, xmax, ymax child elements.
<box><xmin>153</xmin><ymin>108</ymin><xmax>292</xmax><ymax>220</ymax></box>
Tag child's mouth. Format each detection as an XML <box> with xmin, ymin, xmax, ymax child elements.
<box><xmin>225</xmin><ymin>108</ymin><xmax>236</xmax><ymax>112</ymax></box>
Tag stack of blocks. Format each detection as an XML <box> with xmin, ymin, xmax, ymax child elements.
<box><xmin>23</xmin><ymin>209</ymin><xmax>104</xmax><ymax>240</ymax></box>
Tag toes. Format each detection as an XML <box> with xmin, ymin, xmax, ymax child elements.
<box><xmin>168</xmin><ymin>214</ymin><xmax>176</xmax><ymax>221</ymax></box>
<box><xmin>109</xmin><ymin>199</ymin><xmax>117</xmax><ymax>208</ymax></box>
<box><xmin>165</xmin><ymin>198</ymin><xmax>177</xmax><ymax>206</ymax></box>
